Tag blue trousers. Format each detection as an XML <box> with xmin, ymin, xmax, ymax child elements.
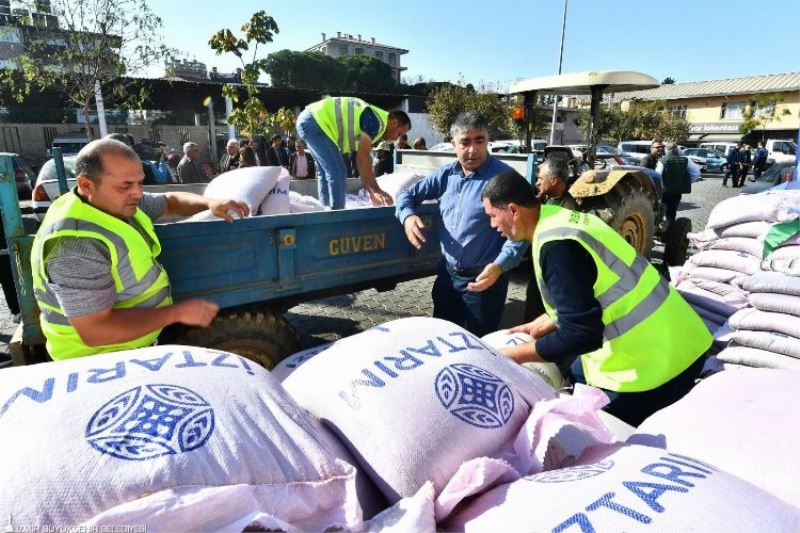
<box><xmin>296</xmin><ymin>109</ymin><xmax>347</xmax><ymax>209</ymax></box>
<box><xmin>431</xmin><ymin>260</ymin><xmax>510</xmax><ymax>337</ymax></box>
<box><xmin>569</xmin><ymin>355</ymin><xmax>705</xmax><ymax>426</ymax></box>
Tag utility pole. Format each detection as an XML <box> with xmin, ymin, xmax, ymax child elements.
<box><xmin>549</xmin><ymin>0</ymin><xmax>569</xmax><ymax>145</ymax></box>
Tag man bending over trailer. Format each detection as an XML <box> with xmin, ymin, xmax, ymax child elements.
<box><xmin>31</xmin><ymin>138</ymin><xmax>249</xmax><ymax>360</ymax></box>
<box><xmin>481</xmin><ymin>170</ymin><xmax>712</xmax><ymax>426</ymax></box>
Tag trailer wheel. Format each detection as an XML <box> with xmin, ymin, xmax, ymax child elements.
<box><xmin>169</xmin><ymin>304</ymin><xmax>301</xmax><ymax>370</ymax></box>
<box><xmin>663</xmin><ymin>217</ymin><xmax>692</xmax><ymax>267</ymax></box>
<box><xmin>605</xmin><ymin>185</ymin><xmax>655</xmax><ymax>259</ymax></box>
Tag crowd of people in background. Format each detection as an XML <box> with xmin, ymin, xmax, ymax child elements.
<box><xmin>723</xmin><ymin>141</ymin><xmax>768</xmax><ymax>187</ymax></box>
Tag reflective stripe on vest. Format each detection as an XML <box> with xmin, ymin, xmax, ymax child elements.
<box><xmin>536</xmin><ymin>227</ymin><xmax>665</xmax><ymax>340</ymax></box>
<box><xmin>532</xmin><ymin>205</ymin><xmax>711</xmax><ymax>392</ymax></box>
<box><xmin>308</xmin><ymin>97</ymin><xmax>388</xmax><ymax>154</ymax></box>
<box><xmin>31</xmin><ymin>191</ymin><xmax>172</xmax><ymax>359</ymax></box>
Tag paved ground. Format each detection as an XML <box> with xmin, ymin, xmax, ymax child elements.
<box><xmin>0</xmin><ymin>173</ymin><xmax>741</xmax><ymax>364</ymax></box>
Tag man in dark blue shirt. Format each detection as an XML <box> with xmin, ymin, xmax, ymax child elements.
<box><xmin>396</xmin><ymin>112</ymin><xmax>528</xmax><ymax>336</ymax></box>
<box><xmin>724</xmin><ymin>142</ymin><xmax>741</xmax><ymax>187</ymax></box>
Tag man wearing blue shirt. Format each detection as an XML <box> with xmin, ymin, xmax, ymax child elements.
<box><xmin>395</xmin><ymin>112</ymin><xmax>529</xmax><ymax>336</ymax></box>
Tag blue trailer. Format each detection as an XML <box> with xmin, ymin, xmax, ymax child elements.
<box><xmin>0</xmin><ymin>150</ymin><xmax>534</xmax><ymax>368</ymax></box>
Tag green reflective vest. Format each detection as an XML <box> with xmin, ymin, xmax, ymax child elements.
<box><xmin>31</xmin><ymin>191</ymin><xmax>172</xmax><ymax>360</ymax></box>
<box><xmin>532</xmin><ymin>205</ymin><xmax>711</xmax><ymax>392</ymax></box>
<box><xmin>307</xmin><ymin>97</ymin><xmax>389</xmax><ymax>154</ymax></box>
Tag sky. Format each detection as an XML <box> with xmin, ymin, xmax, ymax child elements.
<box><xmin>150</xmin><ymin>0</ymin><xmax>800</xmax><ymax>90</ymax></box>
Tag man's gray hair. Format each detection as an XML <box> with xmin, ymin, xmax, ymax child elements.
<box><xmin>183</xmin><ymin>141</ymin><xmax>198</xmax><ymax>154</ymax></box>
<box><xmin>540</xmin><ymin>157</ymin><xmax>570</xmax><ymax>183</ymax></box>
<box><xmin>226</xmin><ymin>139</ymin><xmax>240</xmax><ymax>148</ymax></box>
<box><xmin>75</xmin><ymin>138</ymin><xmax>139</xmax><ymax>183</ymax></box>
<box><xmin>450</xmin><ymin>111</ymin><xmax>490</xmax><ymax>139</ymax></box>
<box><xmin>665</xmin><ymin>142</ymin><xmax>680</xmax><ymax>155</ymax></box>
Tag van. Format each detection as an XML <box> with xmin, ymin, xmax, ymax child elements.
<box><xmin>617</xmin><ymin>140</ymin><xmax>653</xmax><ymax>161</ymax></box>
<box><xmin>699</xmin><ymin>142</ymin><xmax>738</xmax><ymax>159</ymax></box>
<box><xmin>49</xmin><ymin>135</ymin><xmax>90</xmax><ymax>156</ymax></box>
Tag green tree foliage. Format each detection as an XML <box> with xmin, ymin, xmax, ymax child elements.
<box><xmin>209</xmin><ymin>10</ymin><xmax>282</xmax><ymax>140</ymax></box>
<box><xmin>426</xmin><ymin>79</ymin><xmax>519</xmax><ymax>139</ymax></box>
<box><xmin>577</xmin><ymin>100</ymin><xmax>690</xmax><ymax>143</ymax></box>
<box><xmin>1</xmin><ymin>0</ymin><xmax>173</xmax><ymax>137</ymax></box>
<box><xmin>264</xmin><ymin>50</ymin><xmax>397</xmax><ymax>93</ymax></box>
<box><xmin>739</xmin><ymin>93</ymin><xmax>792</xmax><ymax>141</ymax></box>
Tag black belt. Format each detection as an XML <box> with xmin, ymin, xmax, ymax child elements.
<box><xmin>446</xmin><ymin>263</ymin><xmax>486</xmax><ymax>278</ymax></box>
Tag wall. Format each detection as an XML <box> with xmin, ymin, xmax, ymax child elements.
<box><xmin>406</xmin><ymin>113</ymin><xmax>444</xmax><ymax>147</ymax></box>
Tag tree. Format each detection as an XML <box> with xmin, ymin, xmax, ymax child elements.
<box><xmin>263</xmin><ymin>50</ymin><xmax>397</xmax><ymax>92</ymax></box>
<box><xmin>662</xmin><ymin>77</ymin><xmax>676</xmax><ymax>84</ymax></box>
<box><xmin>338</xmin><ymin>55</ymin><xmax>396</xmax><ymax>92</ymax></box>
<box><xmin>209</xmin><ymin>10</ymin><xmax>280</xmax><ymax>140</ymax></box>
<box><xmin>2</xmin><ymin>0</ymin><xmax>173</xmax><ymax>137</ymax></box>
<box><xmin>577</xmin><ymin>100</ymin><xmax>690</xmax><ymax>143</ymax></box>
<box><xmin>426</xmin><ymin>79</ymin><xmax>518</xmax><ymax>139</ymax></box>
<box><xmin>739</xmin><ymin>93</ymin><xmax>792</xmax><ymax>141</ymax></box>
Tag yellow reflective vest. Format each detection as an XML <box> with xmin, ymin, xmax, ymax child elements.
<box><xmin>31</xmin><ymin>191</ymin><xmax>172</xmax><ymax>360</ymax></box>
<box><xmin>532</xmin><ymin>206</ymin><xmax>711</xmax><ymax>392</ymax></box>
<box><xmin>307</xmin><ymin>97</ymin><xmax>389</xmax><ymax>154</ymax></box>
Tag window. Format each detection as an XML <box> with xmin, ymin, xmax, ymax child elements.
<box><xmin>374</xmin><ymin>50</ymin><xmax>384</xmax><ymax>60</ymax></box>
<box><xmin>721</xmin><ymin>102</ymin><xmax>745</xmax><ymax>120</ymax></box>
<box><xmin>354</xmin><ymin>47</ymin><xmax>364</xmax><ymax>55</ymax></box>
<box><xmin>753</xmin><ymin>102</ymin><xmax>775</xmax><ymax>118</ymax></box>
<box><xmin>388</xmin><ymin>52</ymin><xmax>396</xmax><ymax>66</ymax></box>
<box><xmin>671</xmin><ymin>104</ymin><xmax>687</xmax><ymax>118</ymax></box>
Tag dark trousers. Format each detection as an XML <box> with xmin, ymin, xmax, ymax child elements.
<box><xmin>570</xmin><ymin>355</ymin><xmax>705</xmax><ymax>427</ymax></box>
<box><xmin>738</xmin><ymin>164</ymin><xmax>750</xmax><ymax>185</ymax></box>
<box><xmin>661</xmin><ymin>192</ymin><xmax>682</xmax><ymax>229</ymax></box>
<box><xmin>723</xmin><ymin>164</ymin><xmax>738</xmax><ymax>186</ymax></box>
<box><xmin>432</xmin><ymin>260</ymin><xmax>509</xmax><ymax>337</ymax></box>
<box><xmin>753</xmin><ymin>163</ymin><xmax>765</xmax><ymax>180</ymax></box>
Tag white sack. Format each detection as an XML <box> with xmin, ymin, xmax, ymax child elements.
<box><xmin>705</xmin><ymin>191</ymin><xmax>797</xmax><ymax>229</ymax></box>
<box><xmin>258</xmin><ymin>168</ymin><xmax>291</xmax><ymax>215</ymax></box>
<box><xmin>375</xmin><ymin>171</ymin><xmax>423</xmax><ymax>202</ymax></box>
<box><xmin>201</xmin><ymin>166</ymin><xmax>283</xmax><ymax>217</ymax></box>
<box><xmin>481</xmin><ymin>330</ymin><xmax>564</xmax><ymax>388</ymax></box>
<box><xmin>444</xmin><ymin>443</ymin><xmax>800</xmax><ymax>532</ymax></box>
<box><xmin>702</xmin><ymin>236</ymin><xmax>764</xmax><ymax>256</ymax></box>
<box><xmin>749</xmin><ymin>292</ymin><xmax>800</xmax><ymax>315</ymax></box>
<box><xmin>688</xmin><ymin>249</ymin><xmax>762</xmax><ymax>275</ymax></box>
<box><xmin>271</xmin><ymin>342</ymin><xmax>333</xmax><ymax>382</ymax></box>
<box><xmin>0</xmin><ymin>345</ymin><xmax>361</xmax><ymax>530</ymax></box>
<box><xmin>740</xmin><ymin>271</ymin><xmax>800</xmax><ymax>296</ymax></box>
<box><xmin>289</xmin><ymin>190</ymin><xmax>327</xmax><ymax>213</ymax></box>
<box><xmin>729</xmin><ymin>307</ymin><xmax>800</xmax><ymax>339</ymax></box>
<box><xmin>631</xmin><ymin>369</ymin><xmax>800</xmax><ymax>507</ymax></box>
<box><xmin>715</xmin><ymin>344</ymin><xmax>800</xmax><ymax>370</ymax></box>
<box><xmin>729</xmin><ymin>330</ymin><xmax>800</xmax><ymax>359</ymax></box>
<box><xmin>282</xmin><ymin>318</ymin><xmax>559</xmax><ymax>505</ymax></box>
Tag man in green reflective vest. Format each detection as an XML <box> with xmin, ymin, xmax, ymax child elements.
<box><xmin>31</xmin><ymin>138</ymin><xmax>250</xmax><ymax>360</ymax></box>
<box><xmin>296</xmin><ymin>96</ymin><xmax>412</xmax><ymax>209</ymax></box>
<box><xmin>481</xmin><ymin>169</ymin><xmax>712</xmax><ymax>426</ymax></box>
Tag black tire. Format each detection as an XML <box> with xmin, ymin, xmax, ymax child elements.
<box><xmin>605</xmin><ymin>184</ymin><xmax>656</xmax><ymax>258</ymax></box>
<box><xmin>663</xmin><ymin>217</ymin><xmax>692</xmax><ymax>267</ymax></box>
<box><xmin>168</xmin><ymin>304</ymin><xmax>301</xmax><ymax>370</ymax></box>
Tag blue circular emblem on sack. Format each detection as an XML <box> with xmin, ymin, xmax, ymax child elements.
<box><xmin>86</xmin><ymin>384</ymin><xmax>215</xmax><ymax>461</ymax></box>
<box><xmin>529</xmin><ymin>460</ymin><xmax>615</xmax><ymax>483</ymax></box>
<box><xmin>435</xmin><ymin>363</ymin><xmax>514</xmax><ymax>429</ymax></box>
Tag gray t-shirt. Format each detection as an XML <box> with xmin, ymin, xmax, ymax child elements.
<box><xmin>44</xmin><ymin>192</ymin><xmax>167</xmax><ymax>317</ymax></box>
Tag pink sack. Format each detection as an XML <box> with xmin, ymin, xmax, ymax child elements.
<box><xmin>444</xmin><ymin>443</ymin><xmax>800</xmax><ymax>532</ymax></box>
<box><xmin>630</xmin><ymin>368</ymin><xmax>800</xmax><ymax>508</ymax></box>
<box><xmin>0</xmin><ymin>345</ymin><xmax>361</xmax><ymax>531</ymax></box>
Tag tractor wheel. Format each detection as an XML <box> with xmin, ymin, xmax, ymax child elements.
<box><xmin>606</xmin><ymin>185</ymin><xmax>655</xmax><ymax>258</ymax></box>
<box><xmin>663</xmin><ymin>217</ymin><xmax>692</xmax><ymax>267</ymax></box>
<box><xmin>169</xmin><ymin>304</ymin><xmax>301</xmax><ymax>370</ymax></box>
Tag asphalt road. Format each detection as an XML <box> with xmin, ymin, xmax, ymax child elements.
<box><xmin>0</xmin><ymin>173</ymin><xmax>742</xmax><ymax>365</ymax></box>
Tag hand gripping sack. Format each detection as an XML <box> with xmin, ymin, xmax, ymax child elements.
<box><xmin>0</xmin><ymin>345</ymin><xmax>361</xmax><ymax>531</ymax></box>
<box><xmin>444</xmin><ymin>444</ymin><xmax>800</xmax><ymax>533</ymax></box>
<box><xmin>189</xmin><ymin>166</ymin><xmax>283</xmax><ymax>220</ymax></box>
<box><xmin>282</xmin><ymin>318</ymin><xmax>560</xmax><ymax>506</ymax></box>
<box><xmin>481</xmin><ymin>330</ymin><xmax>564</xmax><ymax>388</ymax></box>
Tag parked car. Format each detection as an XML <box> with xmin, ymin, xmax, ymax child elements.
<box><xmin>31</xmin><ymin>156</ymin><xmax>78</xmax><ymax>220</ymax></box>
<box><xmin>740</xmin><ymin>160</ymin><xmax>797</xmax><ymax>195</ymax></box>
<box><xmin>568</xmin><ymin>144</ymin><xmax>621</xmax><ymax>156</ymax></box>
<box><xmin>683</xmin><ymin>148</ymin><xmax>727</xmax><ymax>173</ymax></box>
<box><xmin>0</xmin><ymin>152</ymin><xmax>36</xmax><ymax>198</ymax></box>
<box><xmin>617</xmin><ymin>140</ymin><xmax>654</xmax><ymax>161</ymax></box>
<box><xmin>699</xmin><ymin>142</ymin><xmax>738</xmax><ymax>160</ymax></box>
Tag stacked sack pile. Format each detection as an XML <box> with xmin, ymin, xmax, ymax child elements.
<box><xmin>4</xmin><ymin>318</ymin><xmax>800</xmax><ymax>530</ymax></box>
<box><xmin>673</xmin><ymin>189</ymin><xmax>800</xmax><ymax>370</ymax></box>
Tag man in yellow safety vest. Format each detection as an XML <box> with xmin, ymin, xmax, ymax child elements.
<box><xmin>481</xmin><ymin>169</ymin><xmax>712</xmax><ymax>425</ymax></box>
<box><xmin>296</xmin><ymin>96</ymin><xmax>411</xmax><ymax>209</ymax></box>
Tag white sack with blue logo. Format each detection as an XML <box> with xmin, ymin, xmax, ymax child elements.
<box><xmin>188</xmin><ymin>166</ymin><xmax>283</xmax><ymax>221</ymax></box>
<box><xmin>282</xmin><ymin>317</ymin><xmax>615</xmax><ymax>521</ymax></box>
<box><xmin>271</xmin><ymin>342</ymin><xmax>333</xmax><ymax>382</ymax></box>
<box><xmin>258</xmin><ymin>168</ymin><xmax>291</xmax><ymax>215</ymax></box>
<box><xmin>481</xmin><ymin>330</ymin><xmax>564</xmax><ymax>389</ymax></box>
<box><xmin>0</xmin><ymin>345</ymin><xmax>363</xmax><ymax>531</ymax></box>
<box><xmin>443</xmin><ymin>443</ymin><xmax>800</xmax><ymax>532</ymax></box>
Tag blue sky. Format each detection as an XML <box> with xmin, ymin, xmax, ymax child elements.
<box><xmin>154</xmin><ymin>0</ymin><xmax>800</xmax><ymax>89</ymax></box>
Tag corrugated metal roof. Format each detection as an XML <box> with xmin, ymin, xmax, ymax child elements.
<box><xmin>617</xmin><ymin>71</ymin><xmax>800</xmax><ymax>101</ymax></box>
